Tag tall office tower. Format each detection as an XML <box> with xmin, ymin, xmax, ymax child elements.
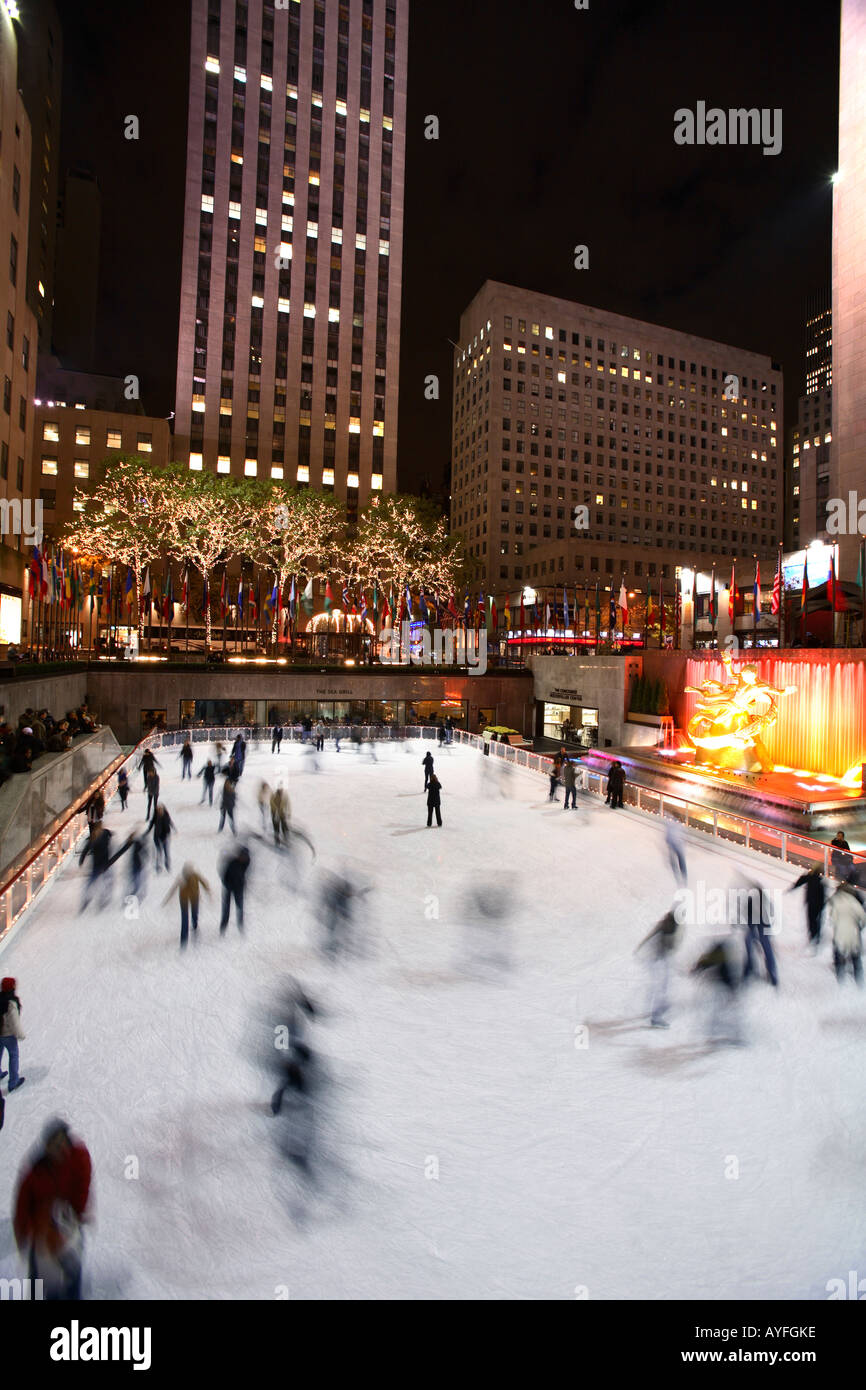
<box><xmin>452</xmin><ymin>281</ymin><xmax>783</xmax><ymax>596</ymax></box>
<box><xmin>53</xmin><ymin>167</ymin><xmax>101</xmax><ymax>370</ymax></box>
<box><xmin>16</xmin><ymin>0</ymin><xmax>62</xmax><ymax>355</ymax></box>
<box><xmin>831</xmin><ymin>0</ymin><xmax>866</xmax><ymax>580</ymax></box>
<box><xmin>174</xmin><ymin>0</ymin><xmax>407</xmax><ymax>522</ymax></box>
<box><xmin>0</xmin><ymin>0</ymin><xmax>40</xmax><ymax>594</ymax></box>
<box><xmin>788</xmin><ymin>294</ymin><xmax>832</xmax><ymax>551</ymax></box>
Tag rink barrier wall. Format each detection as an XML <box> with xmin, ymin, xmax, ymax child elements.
<box><xmin>451</xmin><ymin>728</ymin><xmax>866</xmax><ymax>882</ymax></box>
<box><xmin>1</xmin><ymin>723</ymin><xmax>862</xmax><ymax>951</ymax></box>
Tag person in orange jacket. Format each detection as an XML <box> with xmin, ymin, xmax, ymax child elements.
<box><xmin>14</xmin><ymin>1118</ymin><xmax>92</xmax><ymax>1299</ymax></box>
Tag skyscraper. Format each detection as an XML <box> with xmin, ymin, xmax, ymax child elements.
<box><xmin>174</xmin><ymin>0</ymin><xmax>407</xmax><ymax>522</ymax></box>
<box><xmin>787</xmin><ymin>294</ymin><xmax>832</xmax><ymax>551</ymax></box>
<box><xmin>831</xmin><ymin>0</ymin><xmax>866</xmax><ymax>580</ymax></box>
<box><xmin>16</xmin><ymin>0</ymin><xmax>63</xmax><ymax>355</ymax></box>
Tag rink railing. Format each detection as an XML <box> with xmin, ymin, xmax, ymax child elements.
<box><xmin>451</xmin><ymin>728</ymin><xmax>866</xmax><ymax>881</ymax></box>
<box><xmin>2</xmin><ymin>722</ymin><xmax>862</xmax><ymax>946</ymax></box>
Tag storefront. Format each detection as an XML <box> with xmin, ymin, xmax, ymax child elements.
<box><xmin>542</xmin><ymin>699</ymin><xmax>598</xmax><ymax>748</ymax></box>
<box><xmin>179</xmin><ymin>697</ymin><xmax>470</xmax><ymax>729</ymax></box>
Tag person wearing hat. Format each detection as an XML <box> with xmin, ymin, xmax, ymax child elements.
<box><xmin>0</xmin><ymin>976</ymin><xmax>25</xmax><ymax>1091</ymax></box>
<box><xmin>13</xmin><ymin>1118</ymin><xmax>92</xmax><ymax>1299</ymax></box>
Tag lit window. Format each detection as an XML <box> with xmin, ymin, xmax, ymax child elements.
<box><xmin>825</xmin><ymin>431</ymin><xmax>832</xmax><ymax>443</ymax></box>
<box><xmin>228</xmin><ymin>201</ymin><xmax>241</xmax><ymax>220</ymax></box>
<box><xmin>312</xmin><ymin>94</ymin><xmax>323</xmax><ymax>108</ymax></box>
<box><xmin>137</xmin><ymin>433</ymin><xmax>152</xmax><ymax>453</ymax></box>
<box><xmin>297</xmin><ymin>464</ymin><xmax>309</xmax><ymax>482</ymax></box>
<box><xmin>251</xmin><ymin>294</ymin><xmax>264</xmax><ymax>308</ymax></box>
<box><xmin>307</xmin><ymin>221</ymin><xmax>318</xmax><ymax>237</ymax></box>
<box><xmin>270</xmin><ymin>465</ymin><xmax>284</xmax><ymax>479</ymax></box>
<box><xmin>73</xmin><ymin>499</ymin><xmax>85</xmax><ymax>513</ymax></box>
<box><xmin>255</xmin><ymin>208</ymin><xmax>267</xmax><ymax>225</ymax></box>
<box><xmin>359</xmin><ymin>109</ymin><xmax>370</xmax><ymax>123</ymax></box>
<box><xmin>201</xmin><ymin>193</ymin><xmax>214</xmax><ymax>213</ymax></box>
<box><xmin>277</xmin><ymin>239</ymin><xmax>292</xmax><ymax>259</ymax></box>
<box><xmin>192</xmin><ymin>396</ymin><xmax>206</xmax><ymax>413</ymax></box>
<box><xmin>189</xmin><ymin>454</ymin><xmax>203</xmax><ymax>471</ymax></box>
<box><xmin>383</xmin><ymin>115</ymin><xmax>393</xmax><ymax>130</ymax></box>
<box><xmin>322</xmin><ymin>467</ymin><xmax>335</xmax><ymax>485</ymax></box>
<box><xmin>234</xmin><ymin>65</ymin><xmax>246</xmax><ymax>82</ymax></box>
<box><xmin>287</xmin><ymin>84</ymin><xmax>298</xmax><ymax>101</ymax></box>
<box><xmin>347</xmin><ymin>472</ymin><xmax>360</xmax><ymax>489</ymax></box>
<box><xmin>107</xmin><ymin>430</ymin><xmax>122</xmax><ymax>448</ymax></box>
<box><xmin>41</xmin><ymin>457</ymin><xmax>58</xmax><ymax>475</ymax></box>
<box><xmin>283</xmin><ymin>191</ymin><xmax>294</xmax><ymax>206</ymax></box>
<box><xmin>328</xmin><ymin>307</ymin><xmax>340</xmax><ymax>323</ymax></box>
<box><xmin>205</xmin><ymin>56</ymin><xmax>220</xmax><ymax>73</ymax></box>
<box><xmin>219</xmin><ymin>399</ymin><xmax>232</xmax><ymax>416</ymax></box>
<box><xmin>74</xmin><ymin>460</ymin><xmax>89</xmax><ymax>479</ymax></box>
<box><xmin>278</xmin><ymin>298</ymin><xmax>290</xmax><ymax>313</ymax></box>
<box><xmin>532</xmin><ymin>323</ymin><xmax>540</xmax><ymax>336</ymax></box>
<box><xmin>336</xmin><ymin>99</ymin><xmax>348</xmax><ymax>116</ymax></box>
<box><xmin>37</xmin><ymin>280</ymin><xmax>45</xmax><ymax>298</ymax></box>
<box><xmin>230</xmin><ymin>153</ymin><xmax>243</xmax><ymax>165</ymax></box>
<box><xmin>75</xmin><ymin>426</ymin><xmax>90</xmax><ymax>445</ymax></box>
<box><xmin>244</xmin><ymin>459</ymin><xmax>257</xmax><ymax>477</ymax></box>
<box><xmin>281</xmin><ymin>214</ymin><xmax>292</xmax><ymax>232</ymax></box>
<box><xmin>42</xmin><ymin>421</ymin><xmax>60</xmax><ymax>441</ymax></box>
<box><xmin>309</xmin><ymin>172</ymin><xmax>320</xmax><ymax>186</ymax></box>
<box><xmin>545</xmin><ymin>326</ymin><xmax>553</xmax><ymax>339</ymax></box>
<box><xmin>372</xmin><ymin>422</ymin><xmax>384</xmax><ymax>437</ymax></box>
<box><xmin>348</xmin><ymin>419</ymin><xmax>361</xmax><ymax>434</ymax></box>
<box><xmin>303</xmin><ymin>303</ymin><xmax>316</xmax><ymax>318</ymax></box>
<box><xmin>217</xmin><ymin>456</ymin><xmax>231</xmax><ymax>474</ymax></box>
<box><xmin>378</xmin><ymin>239</ymin><xmax>389</xmax><ymax>255</ymax></box>
<box><xmin>371</xmin><ymin>473</ymin><xmax>383</xmax><ymax>490</ymax></box>
<box><xmin>261</xmin><ymin>74</ymin><xmax>273</xmax><ymax>91</ymax></box>
<box><xmin>331</xmin><ymin>228</ymin><xmax>342</xmax><ymax>244</ymax></box>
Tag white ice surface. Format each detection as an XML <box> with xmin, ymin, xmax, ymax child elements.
<box><xmin>0</xmin><ymin>738</ymin><xmax>863</xmax><ymax>1301</ymax></box>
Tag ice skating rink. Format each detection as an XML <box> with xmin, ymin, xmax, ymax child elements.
<box><xmin>0</xmin><ymin>737</ymin><xmax>862</xmax><ymax>1300</ymax></box>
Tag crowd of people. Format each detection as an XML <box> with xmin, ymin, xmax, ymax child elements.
<box><xmin>0</xmin><ymin>704</ymin><xmax>98</xmax><ymax>783</ymax></box>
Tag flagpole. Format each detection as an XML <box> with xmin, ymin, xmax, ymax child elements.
<box><xmin>753</xmin><ymin>554</ymin><xmax>758</xmax><ymax>650</ymax></box>
<box><xmin>710</xmin><ymin>564</ymin><xmax>716</xmax><ymax>650</ymax></box>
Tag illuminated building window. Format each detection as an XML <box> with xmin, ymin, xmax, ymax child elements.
<box><xmin>201</xmin><ymin>195</ymin><xmax>214</xmax><ymax>214</ymax></box>
<box><xmin>137</xmin><ymin>433</ymin><xmax>152</xmax><ymax>453</ymax></box>
<box><xmin>42</xmin><ymin>421</ymin><xmax>59</xmax><ymax>442</ymax></box>
<box><xmin>107</xmin><ymin>430</ymin><xmax>122</xmax><ymax>448</ymax></box>
<box><xmin>41</xmin><ymin>456</ymin><xmax>58</xmax><ymax>475</ymax></box>
<box><xmin>189</xmin><ymin>454</ymin><xmax>203</xmax><ymax>470</ymax></box>
<box><xmin>228</xmin><ymin>201</ymin><xmax>241</xmax><ymax>220</ymax></box>
<box><xmin>371</xmin><ymin>474</ymin><xmax>383</xmax><ymax>490</ymax></box>
<box><xmin>270</xmin><ymin>465</ymin><xmax>284</xmax><ymax>479</ymax></box>
<box><xmin>205</xmin><ymin>56</ymin><xmax>220</xmax><ymax>73</ymax></box>
<box><xmin>217</xmin><ymin>456</ymin><xmax>231</xmax><ymax>474</ymax></box>
<box><xmin>75</xmin><ymin>426</ymin><xmax>90</xmax><ymax>445</ymax></box>
<box><xmin>234</xmin><ymin>65</ymin><xmax>246</xmax><ymax>83</ymax></box>
<box><xmin>347</xmin><ymin>472</ymin><xmax>359</xmax><ymax>489</ymax></box>
<box><xmin>348</xmin><ymin>419</ymin><xmax>361</xmax><ymax>434</ymax></box>
<box><xmin>297</xmin><ymin>464</ymin><xmax>309</xmax><ymax>482</ymax></box>
<box><xmin>303</xmin><ymin>303</ymin><xmax>316</xmax><ymax>318</ymax></box>
<box><xmin>255</xmin><ymin>208</ymin><xmax>267</xmax><ymax>225</ymax></box>
<box><xmin>322</xmin><ymin>467</ymin><xmax>335</xmax><ymax>485</ymax></box>
<box><xmin>244</xmin><ymin>460</ymin><xmax>257</xmax><ymax>477</ymax></box>
<box><xmin>192</xmin><ymin>396</ymin><xmax>206</xmax><ymax>413</ymax></box>
<box><xmin>74</xmin><ymin>460</ymin><xmax>89</xmax><ymax>479</ymax></box>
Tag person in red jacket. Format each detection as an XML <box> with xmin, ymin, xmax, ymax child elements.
<box><xmin>14</xmin><ymin>1118</ymin><xmax>92</xmax><ymax>1299</ymax></box>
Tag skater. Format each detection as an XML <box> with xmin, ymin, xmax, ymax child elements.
<box><xmin>214</xmin><ymin>740</ymin><xmax>226</xmax><ymax>771</ymax></box>
<box><xmin>13</xmin><ymin>1119</ymin><xmax>92</xmax><ymax>1300</ymax></box>
<box><xmin>138</xmin><ymin>746</ymin><xmax>159</xmax><ymax>790</ymax></box>
<box><xmin>422</xmin><ymin>749</ymin><xmax>435</xmax><ymax>790</ymax></box>
<box><xmin>445</xmin><ymin>716</ymin><xmax>454</xmax><ymax>745</ymax></box>
<box><xmin>162</xmin><ymin>864</ymin><xmax>211</xmax><ymax>948</ymax></box>
<box><xmin>116</xmin><ymin>767</ymin><xmax>129</xmax><ymax>812</ymax></box>
<box><xmin>692</xmin><ymin>936</ymin><xmax>744</xmax><ymax>1045</ymax></box>
<box><xmin>257</xmin><ymin>779</ymin><xmax>272</xmax><ymax>830</ymax></box>
<box><xmin>606</xmin><ymin>760</ymin><xmax>625</xmax><ymax>809</ymax></box>
<box><xmin>179</xmin><ymin>739</ymin><xmax>193</xmax><ymax>780</ymax></box>
<box><xmin>742</xmin><ymin>881</ymin><xmax>778</xmax><ymax>988</ymax></box>
<box><xmin>0</xmin><ymin>976</ymin><xmax>26</xmax><ymax>1091</ymax></box>
<box><xmin>664</xmin><ymin>820</ymin><xmax>687</xmax><ymax>885</ymax></box>
<box><xmin>829</xmin><ymin>880</ymin><xmax>866</xmax><ymax>984</ymax></box>
<box><xmin>144</xmin><ymin>768</ymin><xmax>160</xmax><ymax>824</ymax></box>
<box><xmin>219</xmin><ymin>845</ymin><xmax>251</xmax><ymax>932</ymax></box>
<box><xmin>789</xmin><ymin>865</ymin><xmax>827</xmax><ymax>948</ymax></box>
<box><xmin>437</xmin><ymin>723</ymin><xmax>446</xmax><ymax>747</ymax></box>
<box><xmin>151</xmin><ymin>803</ymin><xmax>176</xmax><ymax>873</ymax></box>
<box><xmin>78</xmin><ymin>824</ymin><xmax>115</xmax><ymax>910</ymax></box>
<box><xmin>231</xmin><ymin>734</ymin><xmax>246</xmax><ymax>776</ymax></box>
<box><xmin>120</xmin><ymin>829</ymin><xmax>149</xmax><ymax>900</ymax></box>
<box><xmin>562</xmin><ymin>758</ymin><xmax>578</xmax><ymax>810</ymax></box>
<box><xmin>830</xmin><ymin>831</ymin><xmax>854</xmax><ymax>879</ymax></box>
<box><xmin>635</xmin><ymin>909</ymin><xmax>680</xmax><ymax>1027</ymax></box>
<box><xmin>319</xmin><ymin>871</ymin><xmax>369</xmax><ymax>958</ymax></box>
<box><xmin>314</xmin><ymin>720</ymin><xmax>325</xmax><ymax>752</ymax></box>
<box><xmin>197</xmin><ymin>759</ymin><xmax>216</xmax><ymax>805</ymax></box>
<box><xmin>271</xmin><ymin>723</ymin><xmax>283</xmax><ymax>754</ymax></box>
<box><xmin>84</xmin><ymin>788</ymin><xmax>104</xmax><ymax>831</ymax></box>
<box><xmin>218</xmin><ymin>778</ymin><xmax>237</xmax><ymax>835</ymax></box>
<box><xmin>222</xmin><ymin>754</ymin><xmax>241</xmax><ymax>785</ymax></box>
<box><xmin>270</xmin><ymin>784</ymin><xmax>290</xmax><ymax>846</ymax></box>
<box><xmin>548</xmin><ymin>753</ymin><xmax>562</xmax><ymax>802</ymax></box>
<box><xmin>426</xmin><ymin>773</ymin><xmax>443</xmax><ymax>827</ymax></box>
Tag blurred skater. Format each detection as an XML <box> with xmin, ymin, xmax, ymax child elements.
<box><xmin>257</xmin><ymin>780</ymin><xmax>272</xmax><ymax>830</ymax></box>
<box><xmin>144</xmin><ymin>768</ymin><xmax>160</xmax><ymax>824</ymax></box>
<box><xmin>606</xmin><ymin>760</ymin><xmax>625</xmax><ymax>809</ymax></box>
<box><xmin>219</xmin><ymin>845</ymin><xmax>251</xmax><ymax>932</ymax></box>
<box><xmin>85</xmin><ymin>788</ymin><xmax>104</xmax><ymax>832</ymax></box>
<box><xmin>138</xmin><ymin>747</ymin><xmax>159</xmax><ymax>790</ymax></box>
<box><xmin>151</xmin><ymin>803</ymin><xmax>176</xmax><ymax>873</ymax></box>
<box><xmin>270</xmin><ymin>784</ymin><xmax>290</xmax><ymax>846</ymax></box>
<box><xmin>14</xmin><ymin>1119</ymin><xmax>92</xmax><ymax>1300</ymax></box>
<box><xmin>692</xmin><ymin>936</ymin><xmax>744</xmax><ymax>1045</ymax></box>
<box><xmin>162</xmin><ymin>863</ymin><xmax>211</xmax><ymax>948</ymax></box>
<box><xmin>635</xmin><ymin>909</ymin><xmax>680</xmax><ymax>1027</ymax></box>
<box><xmin>79</xmin><ymin>824</ymin><xmax>115</xmax><ymax>910</ymax></box>
<box><xmin>197</xmin><ymin>759</ymin><xmax>216</xmax><ymax>805</ymax></box>
<box><xmin>116</xmin><ymin>767</ymin><xmax>129</xmax><ymax>812</ymax></box>
<box><xmin>742</xmin><ymin>881</ymin><xmax>778</xmax><ymax>988</ymax></box>
<box><xmin>664</xmin><ymin>821</ymin><xmax>687</xmax><ymax>886</ymax></box>
<box><xmin>548</xmin><ymin>753</ymin><xmax>562</xmax><ymax>802</ymax></box>
<box><xmin>218</xmin><ymin>778</ymin><xmax>237</xmax><ymax>835</ymax></box>
<box><xmin>829</xmin><ymin>880</ymin><xmax>866</xmax><ymax>984</ymax></box>
<box><xmin>179</xmin><ymin>739</ymin><xmax>193</xmax><ymax>780</ymax></box>
<box><xmin>788</xmin><ymin>865</ymin><xmax>827</xmax><ymax>949</ymax></box>
<box><xmin>0</xmin><ymin>976</ymin><xmax>26</xmax><ymax>1091</ymax></box>
<box><xmin>562</xmin><ymin>758</ymin><xmax>578</xmax><ymax>810</ymax></box>
<box><xmin>271</xmin><ymin>723</ymin><xmax>283</xmax><ymax>753</ymax></box>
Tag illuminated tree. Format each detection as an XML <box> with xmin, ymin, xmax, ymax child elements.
<box><xmin>239</xmin><ymin>481</ymin><xmax>346</xmax><ymax>643</ymax></box>
<box><xmin>351</xmin><ymin>494</ymin><xmax>467</xmax><ymax>604</ymax></box>
<box><xmin>165</xmin><ymin>471</ymin><xmax>251</xmax><ymax>647</ymax></box>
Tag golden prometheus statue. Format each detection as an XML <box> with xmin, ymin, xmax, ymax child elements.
<box><xmin>684</xmin><ymin>652</ymin><xmax>795</xmax><ymax>773</ymax></box>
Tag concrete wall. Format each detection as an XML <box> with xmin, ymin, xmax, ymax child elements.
<box><xmin>0</xmin><ymin>668</ymin><xmax>89</xmax><ymax>728</ymax></box>
<box><xmin>528</xmin><ymin>654</ymin><xmax>642</xmax><ymax>747</ymax></box>
<box><xmin>80</xmin><ymin>666</ymin><xmax>534</xmax><ymax>744</ymax></box>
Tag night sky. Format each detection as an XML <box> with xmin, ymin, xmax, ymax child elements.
<box><xmin>51</xmin><ymin>0</ymin><xmax>839</xmax><ymax>499</ymax></box>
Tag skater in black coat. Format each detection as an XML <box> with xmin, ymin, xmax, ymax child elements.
<box><xmin>426</xmin><ymin>774</ymin><xmax>442</xmax><ymax>827</ymax></box>
<box><xmin>422</xmin><ymin>750</ymin><xmax>434</xmax><ymax>790</ymax></box>
<box><xmin>271</xmin><ymin>724</ymin><xmax>283</xmax><ymax>753</ymax></box>
<box><xmin>197</xmin><ymin>759</ymin><xmax>217</xmax><ymax>804</ymax></box>
<box><xmin>219</xmin><ymin>846</ymin><xmax>251</xmax><ymax>932</ymax></box>
<box><xmin>179</xmin><ymin>740</ymin><xmax>194</xmax><ymax>779</ymax></box>
<box><xmin>79</xmin><ymin>825</ymin><xmax>115</xmax><ymax>909</ymax></box>
<box><xmin>218</xmin><ymin>779</ymin><xmax>237</xmax><ymax>834</ymax></box>
<box><xmin>789</xmin><ymin>866</ymin><xmax>827</xmax><ymax>947</ymax></box>
<box><xmin>117</xmin><ymin>768</ymin><xmax>129</xmax><ymax>811</ymax></box>
<box><xmin>606</xmin><ymin>761</ymin><xmax>625</xmax><ymax>809</ymax></box>
<box><xmin>145</xmin><ymin>769</ymin><xmax>160</xmax><ymax>823</ymax></box>
<box><xmin>151</xmin><ymin>804</ymin><xmax>176</xmax><ymax>873</ymax></box>
<box><xmin>139</xmin><ymin>748</ymin><xmax>159</xmax><ymax>790</ymax></box>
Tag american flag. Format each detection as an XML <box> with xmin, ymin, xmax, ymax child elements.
<box><xmin>770</xmin><ymin>549</ymin><xmax>782</xmax><ymax>615</ymax></box>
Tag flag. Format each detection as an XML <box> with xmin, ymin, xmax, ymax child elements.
<box><xmin>219</xmin><ymin>569</ymin><xmax>227</xmax><ymax>618</ymax></box>
<box><xmin>463</xmin><ymin>592</ymin><xmax>471</xmax><ymax>624</ymax></box>
<box><xmin>324</xmin><ymin>579</ymin><xmax>335</xmax><ymax>613</ymax></box>
<box><xmin>753</xmin><ymin>560</ymin><xmax>761</xmax><ymax>619</ymax></box>
<box><xmin>519</xmin><ymin>593</ymin><xmax>526</xmax><ymax>632</ymax></box>
<box><xmin>381</xmin><ymin>588</ymin><xmax>392</xmax><ymax>625</ymax></box>
<box><xmin>164</xmin><ymin>570</ymin><xmax>174</xmax><ymax>622</ymax></box>
<box><xmin>447</xmin><ymin>593</ymin><xmax>459</xmax><ymax>621</ymax></box>
<box><xmin>504</xmin><ymin>595</ymin><xmax>511</xmax><ymax>631</ymax></box>
<box><xmin>182</xmin><ymin>564</ymin><xmax>189</xmax><ymax>612</ymax></box>
<box><xmin>609</xmin><ymin>588</ymin><xmax>616</xmax><ymax>633</ymax></box>
<box><xmin>770</xmin><ymin>549</ymin><xmax>782</xmax><ymax>615</ymax></box>
<box><xmin>287</xmin><ymin>577</ymin><xmax>295</xmax><ymax>619</ymax></box>
<box><xmin>360</xmin><ymin>590</ymin><xmax>368</xmax><ymax>624</ymax></box>
<box><xmin>249</xmin><ymin>581</ymin><xmax>258</xmax><ymax>623</ymax></box>
<box><xmin>594</xmin><ymin>581</ymin><xmax>601</xmax><ymax>638</ymax></box>
<box><xmin>563</xmin><ymin>587</ymin><xmax>569</xmax><ymax>631</ymax></box>
<box><xmin>728</xmin><ymin>562</ymin><xmax>739</xmax><ymax>622</ymax></box>
<box><xmin>691</xmin><ymin>566</ymin><xmax>697</xmax><ymax>622</ymax></box>
<box><xmin>237</xmin><ymin>575</ymin><xmax>244</xmax><ymax>618</ymax></box>
<box><xmin>125</xmin><ymin>567</ymin><xmax>134</xmax><ymax>611</ymax></box>
<box><xmin>373</xmin><ymin>583</ymin><xmax>380</xmax><ymax>623</ymax></box>
<box><xmin>141</xmin><ymin>566</ymin><xmax>152</xmax><ymax>616</ymax></box>
<box><xmin>264</xmin><ymin>578</ymin><xmax>277</xmax><ymax>621</ymax></box>
<box><xmin>708</xmin><ymin>566</ymin><xmax>716</xmax><ymax>624</ymax></box>
<box><xmin>617</xmin><ymin>580</ymin><xmax>629</xmax><ymax>624</ymax></box>
<box><xmin>545</xmin><ymin>598</ymin><xmax>551</xmax><ymax>630</ymax></box>
<box><xmin>301</xmin><ymin>577</ymin><xmax>314</xmax><ymax>616</ymax></box>
<box><xmin>419</xmin><ymin>590</ymin><xmax>429</xmax><ymax>623</ymax></box>
<box><xmin>829</xmin><ymin>551</ymin><xmax>848</xmax><ymax>612</ymax></box>
<box><xmin>341</xmin><ymin>585</ymin><xmax>351</xmax><ymax>613</ymax></box>
<box><xmin>659</xmin><ymin>578</ymin><xmax>665</xmax><ymax>635</ymax></box>
<box><xmin>29</xmin><ymin>546</ymin><xmax>42</xmax><ymax>596</ymax></box>
<box><xmin>488</xmin><ymin>595</ymin><xmax>497</xmax><ymax>633</ymax></box>
<box><xmin>405</xmin><ymin>586</ymin><xmax>414</xmax><ymax>621</ymax></box>
<box><xmin>88</xmin><ymin>565</ymin><xmax>96</xmax><ymax>614</ymax></box>
<box><xmin>801</xmin><ymin>559</ymin><xmax>808</xmax><ymax>615</ymax></box>
<box><xmin>647</xmin><ymin>577</ymin><xmax>656</xmax><ymax>629</ymax></box>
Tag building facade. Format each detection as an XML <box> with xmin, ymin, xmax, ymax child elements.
<box><xmin>831</xmin><ymin>0</ymin><xmax>866</xmax><ymax>581</ymax></box>
<box><xmin>174</xmin><ymin>0</ymin><xmax>407</xmax><ymax>521</ymax></box>
<box><xmin>16</xmin><ymin>0</ymin><xmax>62</xmax><ymax>355</ymax></box>
<box><xmin>451</xmin><ymin>280</ymin><xmax>784</xmax><ymax>596</ymax></box>
<box><xmin>0</xmin><ymin>0</ymin><xmax>40</xmax><ymax>636</ymax></box>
